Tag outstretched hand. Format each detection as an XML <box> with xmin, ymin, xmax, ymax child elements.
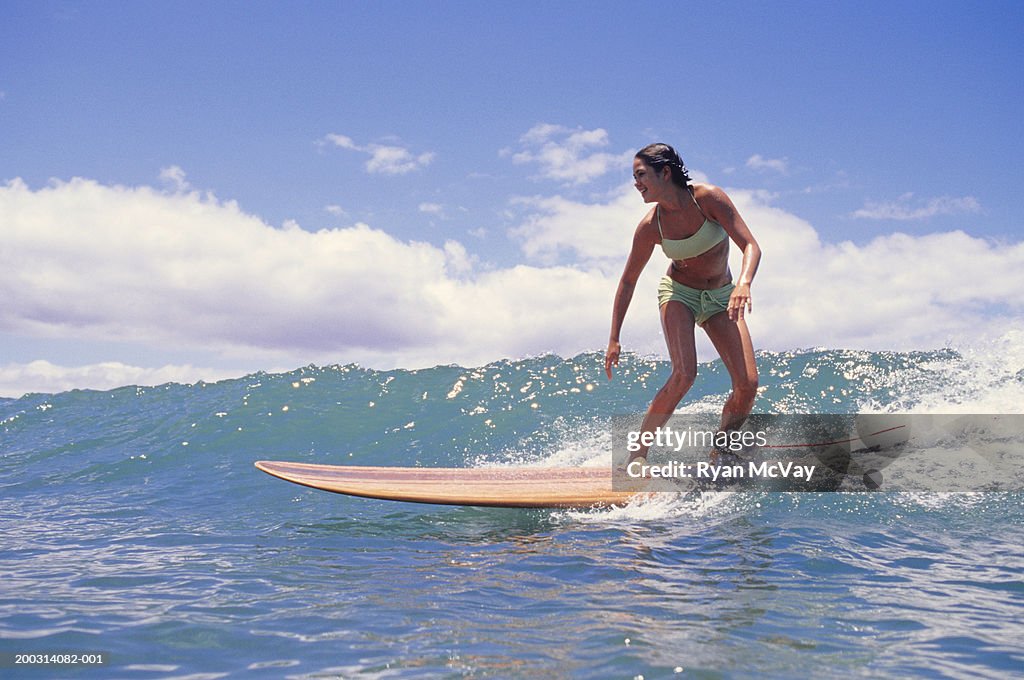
<box><xmin>604</xmin><ymin>340</ymin><xmax>621</xmax><ymax>379</ymax></box>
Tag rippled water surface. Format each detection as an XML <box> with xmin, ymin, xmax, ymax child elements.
<box><xmin>2</xmin><ymin>348</ymin><xmax>1023</xmax><ymax>677</ymax></box>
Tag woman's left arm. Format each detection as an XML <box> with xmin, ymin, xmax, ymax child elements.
<box><xmin>704</xmin><ymin>185</ymin><xmax>761</xmax><ymax>321</ymax></box>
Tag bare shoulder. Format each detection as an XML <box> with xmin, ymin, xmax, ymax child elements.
<box><xmin>634</xmin><ymin>206</ymin><xmax>658</xmax><ymax>239</ymax></box>
<box><xmin>691</xmin><ymin>182</ymin><xmax>739</xmax><ymax>222</ymax></box>
<box><xmin>620</xmin><ymin>207</ymin><xmax>659</xmax><ymax>277</ymax></box>
<box><xmin>690</xmin><ymin>182</ymin><xmax>734</xmax><ymax>208</ymax></box>
<box><xmin>638</xmin><ymin>205</ymin><xmax>657</xmax><ymax>227</ymax></box>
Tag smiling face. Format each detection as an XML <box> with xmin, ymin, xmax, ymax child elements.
<box><xmin>632</xmin><ymin>157</ymin><xmax>672</xmax><ymax>204</ymax></box>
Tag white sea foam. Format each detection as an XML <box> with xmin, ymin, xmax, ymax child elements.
<box><xmin>555</xmin><ymin>488</ymin><xmax>745</xmax><ymax>524</ymax></box>
<box><xmin>889</xmin><ymin>324</ymin><xmax>1024</xmax><ymax>414</ymax></box>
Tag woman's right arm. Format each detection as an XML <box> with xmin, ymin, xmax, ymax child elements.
<box><xmin>605</xmin><ymin>221</ymin><xmax>656</xmax><ymax>379</ymax></box>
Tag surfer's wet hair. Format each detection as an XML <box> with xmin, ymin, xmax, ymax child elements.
<box><xmin>635</xmin><ymin>143</ymin><xmax>691</xmax><ymax>188</ymax></box>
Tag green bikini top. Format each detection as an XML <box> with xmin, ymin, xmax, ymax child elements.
<box><xmin>657</xmin><ymin>189</ymin><xmax>727</xmax><ymax>260</ymax></box>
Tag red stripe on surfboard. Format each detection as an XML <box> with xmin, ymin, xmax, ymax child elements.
<box><xmin>761</xmin><ymin>424</ymin><xmax>907</xmax><ymax>449</ymax></box>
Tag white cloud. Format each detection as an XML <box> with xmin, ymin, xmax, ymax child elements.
<box><xmin>366</xmin><ymin>146</ymin><xmax>435</xmax><ymax>175</ymax></box>
<box><xmin>0</xmin><ymin>360</ymin><xmax>241</xmax><ymax>396</ymax></box>
<box><xmin>324</xmin><ymin>133</ymin><xmax>357</xmax><ymax>150</ymax></box>
<box><xmin>728</xmin><ymin>190</ymin><xmax>1021</xmax><ymax>350</ymax></box>
<box><xmin>746</xmin><ymin>154</ymin><xmax>789</xmax><ymax>174</ymax></box>
<box><xmin>159</xmin><ymin>165</ymin><xmax>190</xmax><ymax>192</ymax></box>
<box><xmin>0</xmin><ymin>177</ymin><xmax>621</xmax><ymax>381</ymax></box>
<box><xmin>2</xmin><ymin>175</ymin><xmax>1022</xmax><ymax>397</ymax></box>
<box><xmin>509</xmin><ymin>183</ymin><xmax>649</xmax><ymax>269</ymax></box>
<box><xmin>506</xmin><ymin>123</ymin><xmax>632</xmax><ymax>185</ymax></box>
<box><xmin>322</xmin><ymin>133</ymin><xmax>434</xmax><ymax>175</ymax></box>
<box><xmin>852</xmin><ymin>192</ymin><xmax>982</xmax><ymax>220</ymax></box>
<box><xmin>418</xmin><ymin>202</ymin><xmax>444</xmax><ymax>215</ymax></box>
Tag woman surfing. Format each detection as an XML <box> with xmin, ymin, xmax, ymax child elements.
<box><xmin>605</xmin><ymin>143</ymin><xmax>762</xmax><ymax>464</ymax></box>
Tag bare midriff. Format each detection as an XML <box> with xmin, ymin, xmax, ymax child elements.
<box><xmin>666</xmin><ymin>237</ymin><xmax>731</xmax><ymax>289</ymax></box>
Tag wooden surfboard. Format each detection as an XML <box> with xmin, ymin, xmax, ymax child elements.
<box><xmin>254</xmin><ymin>460</ymin><xmax>656</xmax><ymax>508</ymax></box>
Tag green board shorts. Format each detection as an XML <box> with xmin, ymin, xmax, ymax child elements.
<box><xmin>657</xmin><ymin>276</ymin><xmax>735</xmax><ymax>326</ymax></box>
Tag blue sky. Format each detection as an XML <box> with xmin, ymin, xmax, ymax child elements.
<box><xmin>1</xmin><ymin>1</ymin><xmax>1023</xmax><ymax>396</ymax></box>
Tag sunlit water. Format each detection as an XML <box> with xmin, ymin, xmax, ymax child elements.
<box><xmin>2</xmin><ymin>337</ymin><xmax>1023</xmax><ymax>677</ymax></box>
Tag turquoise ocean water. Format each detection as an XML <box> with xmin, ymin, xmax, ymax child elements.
<box><xmin>1</xmin><ymin>340</ymin><xmax>1023</xmax><ymax>678</ymax></box>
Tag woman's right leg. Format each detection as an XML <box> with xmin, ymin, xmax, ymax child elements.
<box><xmin>629</xmin><ymin>301</ymin><xmax>698</xmax><ymax>462</ymax></box>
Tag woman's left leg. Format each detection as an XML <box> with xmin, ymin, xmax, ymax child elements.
<box><xmin>702</xmin><ymin>313</ymin><xmax>759</xmax><ymax>432</ymax></box>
